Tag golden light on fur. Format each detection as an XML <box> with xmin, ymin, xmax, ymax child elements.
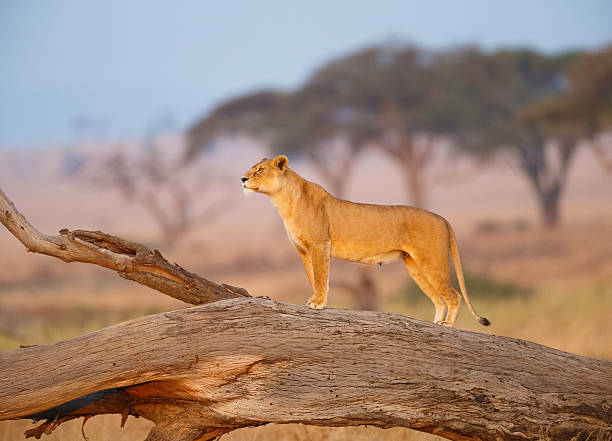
<box><xmin>241</xmin><ymin>155</ymin><xmax>490</xmax><ymax>327</ymax></box>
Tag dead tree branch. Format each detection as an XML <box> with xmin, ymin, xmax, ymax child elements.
<box><xmin>0</xmin><ymin>187</ymin><xmax>248</xmax><ymax>304</ymax></box>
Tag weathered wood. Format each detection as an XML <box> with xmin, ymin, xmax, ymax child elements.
<box><xmin>1</xmin><ymin>298</ymin><xmax>610</xmax><ymax>441</ymax></box>
<box><xmin>0</xmin><ymin>187</ymin><xmax>249</xmax><ymax>304</ymax></box>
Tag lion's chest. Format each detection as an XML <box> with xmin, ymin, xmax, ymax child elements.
<box><xmin>282</xmin><ymin>219</ymin><xmax>308</xmax><ymax>251</ymax></box>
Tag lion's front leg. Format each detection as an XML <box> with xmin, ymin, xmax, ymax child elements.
<box><xmin>305</xmin><ymin>242</ymin><xmax>331</xmax><ymax>310</ymax></box>
<box><xmin>297</xmin><ymin>249</ymin><xmax>315</xmax><ymax>289</ymax></box>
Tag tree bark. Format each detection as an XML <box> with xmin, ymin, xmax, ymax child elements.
<box><xmin>1</xmin><ymin>298</ymin><xmax>610</xmax><ymax>441</ymax></box>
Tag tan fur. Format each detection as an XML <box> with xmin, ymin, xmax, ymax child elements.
<box><xmin>241</xmin><ymin>155</ymin><xmax>489</xmax><ymax>327</ymax></box>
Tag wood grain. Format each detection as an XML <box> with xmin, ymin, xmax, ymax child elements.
<box><xmin>1</xmin><ymin>298</ymin><xmax>610</xmax><ymax>441</ymax></box>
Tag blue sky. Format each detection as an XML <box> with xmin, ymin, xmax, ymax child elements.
<box><xmin>1</xmin><ymin>1</ymin><xmax>611</xmax><ymax>147</ymax></box>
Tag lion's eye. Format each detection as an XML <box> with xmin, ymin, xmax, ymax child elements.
<box><xmin>257</xmin><ymin>167</ymin><xmax>263</xmax><ymax>173</ymax></box>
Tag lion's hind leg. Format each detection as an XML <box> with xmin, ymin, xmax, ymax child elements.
<box><xmin>402</xmin><ymin>256</ymin><xmax>447</xmax><ymax>324</ymax></box>
<box><xmin>443</xmin><ymin>288</ymin><xmax>462</xmax><ymax>328</ymax></box>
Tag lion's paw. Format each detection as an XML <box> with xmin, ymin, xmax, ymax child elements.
<box><xmin>306</xmin><ymin>296</ymin><xmax>326</xmax><ymax>310</ymax></box>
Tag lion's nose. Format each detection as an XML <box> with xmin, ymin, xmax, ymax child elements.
<box><xmin>241</xmin><ymin>177</ymin><xmax>249</xmax><ymax>183</ymax></box>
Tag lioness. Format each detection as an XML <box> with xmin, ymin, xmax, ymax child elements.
<box><xmin>241</xmin><ymin>155</ymin><xmax>490</xmax><ymax>328</ymax></box>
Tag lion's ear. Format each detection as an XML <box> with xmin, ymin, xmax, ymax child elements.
<box><xmin>273</xmin><ymin>155</ymin><xmax>288</xmax><ymax>173</ymax></box>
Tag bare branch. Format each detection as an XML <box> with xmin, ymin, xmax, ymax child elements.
<box><xmin>0</xmin><ymin>186</ymin><xmax>249</xmax><ymax>305</ymax></box>
<box><xmin>92</xmin><ymin>136</ymin><xmax>232</xmax><ymax>243</ymax></box>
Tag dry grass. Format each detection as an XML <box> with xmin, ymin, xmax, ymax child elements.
<box><xmin>0</xmin><ymin>418</ymin><xmax>446</xmax><ymax>441</ymax></box>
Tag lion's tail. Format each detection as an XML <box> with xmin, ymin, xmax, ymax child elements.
<box><xmin>446</xmin><ymin>221</ymin><xmax>490</xmax><ymax>326</ymax></box>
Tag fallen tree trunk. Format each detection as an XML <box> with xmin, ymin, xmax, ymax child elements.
<box><xmin>1</xmin><ymin>298</ymin><xmax>611</xmax><ymax>441</ymax></box>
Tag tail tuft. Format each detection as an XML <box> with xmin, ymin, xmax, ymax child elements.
<box><xmin>479</xmin><ymin>317</ymin><xmax>491</xmax><ymax>326</ymax></box>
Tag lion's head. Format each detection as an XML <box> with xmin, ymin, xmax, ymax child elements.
<box><xmin>241</xmin><ymin>155</ymin><xmax>289</xmax><ymax>195</ymax></box>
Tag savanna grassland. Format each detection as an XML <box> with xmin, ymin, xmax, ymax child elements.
<box><xmin>1</xmin><ymin>143</ymin><xmax>611</xmax><ymax>441</ymax></box>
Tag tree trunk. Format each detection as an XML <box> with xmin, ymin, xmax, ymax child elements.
<box><xmin>404</xmin><ymin>159</ymin><xmax>426</xmax><ymax>208</ymax></box>
<box><xmin>516</xmin><ymin>141</ymin><xmax>575</xmax><ymax>229</ymax></box>
<box><xmin>378</xmin><ymin>134</ymin><xmax>435</xmax><ymax>208</ymax></box>
<box><xmin>1</xmin><ymin>298</ymin><xmax>610</xmax><ymax>441</ymax></box>
<box><xmin>539</xmin><ymin>186</ymin><xmax>561</xmax><ymax>228</ymax></box>
<box><xmin>309</xmin><ymin>139</ymin><xmax>357</xmax><ymax>198</ymax></box>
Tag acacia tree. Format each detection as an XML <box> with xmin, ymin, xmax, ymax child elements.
<box><xmin>300</xmin><ymin>45</ymin><xmax>446</xmax><ymax>208</ymax></box>
<box><xmin>522</xmin><ymin>46</ymin><xmax>612</xmax><ymax>174</ymax></box>
<box><xmin>432</xmin><ymin>48</ymin><xmax>582</xmax><ymax>228</ymax></box>
<box><xmin>186</xmin><ymin>90</ymin><xmax>291</xmax><ymax>159</ymax></box>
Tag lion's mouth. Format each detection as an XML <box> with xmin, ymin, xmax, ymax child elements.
<box><xmin>242</xmin><ymin>184</ymin><xmax>258</xmax><ymax>194</ymax></box>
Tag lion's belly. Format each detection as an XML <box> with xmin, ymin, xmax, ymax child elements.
<box><xmin>331</xmin><ymin>244</ymin><xmax>406</xmax><ymax>265</ymax></box>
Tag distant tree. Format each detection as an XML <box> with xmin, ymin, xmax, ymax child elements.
<box><xmin>522</xmin><ymin>46</ymin><xmax>612</xmax><ymax>174</ymax></box>
<box><xmin>299</xmin><ymin>45</ymin><xmax>444</xmax><ymax>208</ymax></box>
<box><xmin>433</xmin><ymin>48</ymin><xmax>582</xmax><ymax>228</ymax></box>
<box><xmin>97</xmin><ymin>124</ymin><xmax>229</xmax><ymax>244</ymax></box>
